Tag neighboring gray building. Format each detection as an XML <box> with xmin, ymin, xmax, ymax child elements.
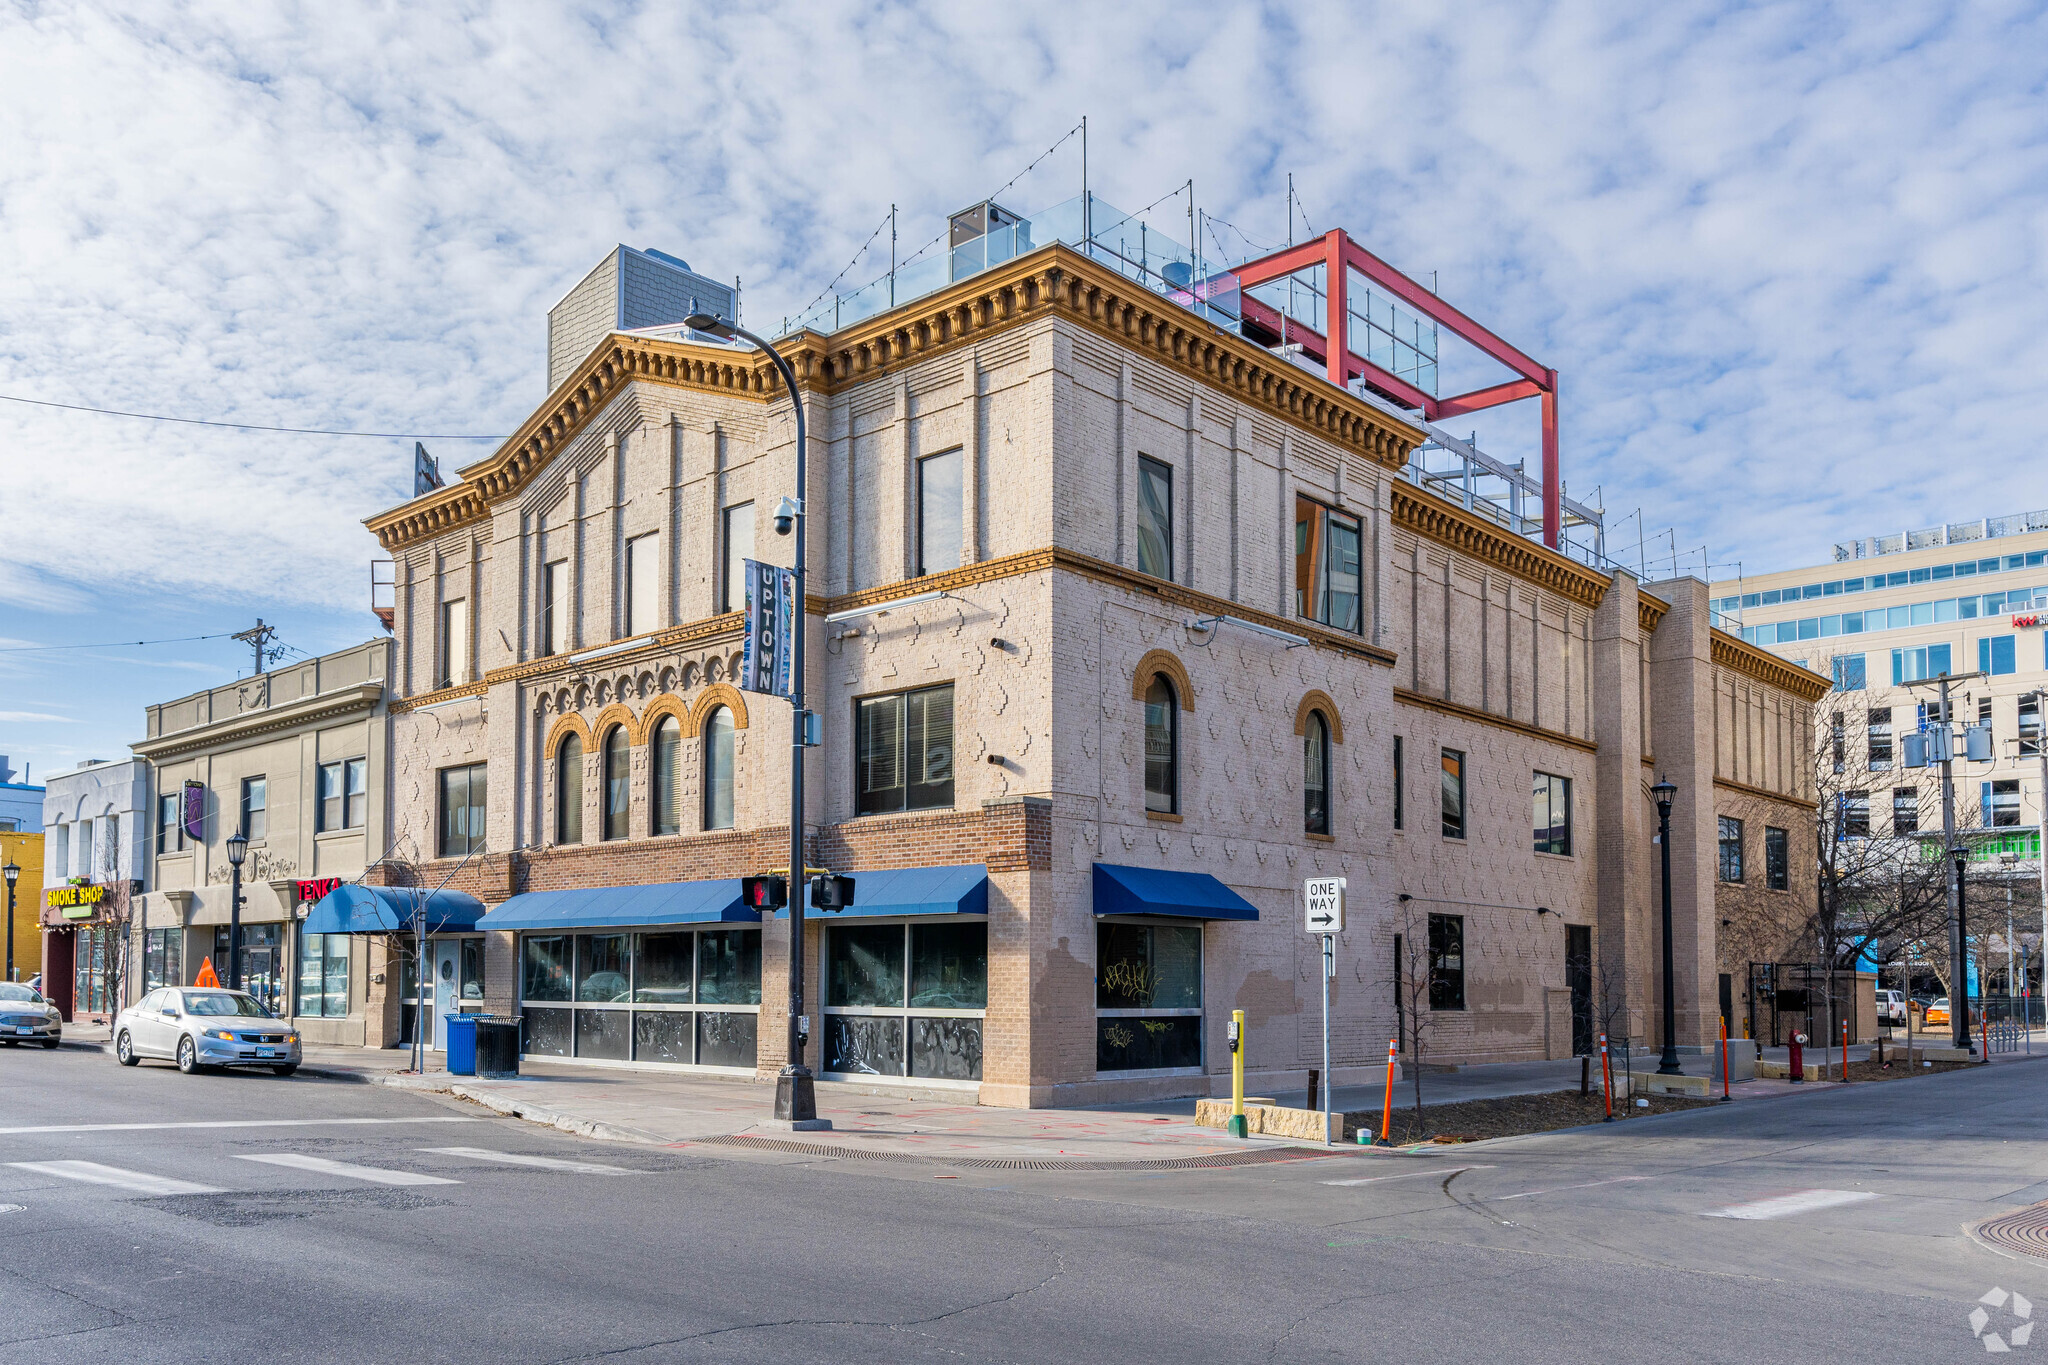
<box><xmin>38</xmin><ymin>758</ymin><xmax>148</xmax><ymax>1021</ymax></box>
<box><xmin>0</xmin><ymin>756</ymin><xmax>43</xmax><ymax>832</ymax></box>
<box><xmin>546</xmin><ymin>245</ymin><xmax>735</xmax><ymax>394</ymax></box>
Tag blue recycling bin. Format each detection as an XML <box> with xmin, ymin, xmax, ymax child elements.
<box><xmin>444</xmin><ymin>1014</ymin><xmax>478</xmax><ymax>1076</ymax></box>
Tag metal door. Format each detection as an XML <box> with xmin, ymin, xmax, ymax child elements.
<box><xmin>432</xmin><ymin>941</ymin><xmax>460</xmax><ymax>1051</ymax></box>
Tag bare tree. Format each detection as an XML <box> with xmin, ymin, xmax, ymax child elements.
<box><xmin>1391</xmin><ymin>897</ymin><xmax>1443</xmax><ymax>1131</ymax></box>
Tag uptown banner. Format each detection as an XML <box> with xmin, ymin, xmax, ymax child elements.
<box><xmin>738</xmin><ymin>558</ymin><xmax>796</xmax><ymax>699</ymax></box>
<box><xmin>182</xmin><ymin>780</ymin><xmax>206</xmax><ymax>842</ymax></box>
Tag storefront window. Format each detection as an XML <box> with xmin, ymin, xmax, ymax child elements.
<box><xmin>144</xmin><ymin>928</ymin><xmax>182</xmax><ymax>991</ymax></box>
<box><xmin>213</xmin><ymin>923</ymin><xmax>283</xmax><ymax>1015</ymax></box>
<box><xmin>823</xmin><ymin>922</ymin><xmax>986</xmax><ymax>1082</ymax></box>
<box><xmin>294</xmin><ymin>927</ymin><xmax>350</xmax><ymax>1018</ymax></box>
<box><xmin>1095</xmin><ymin>922</ymin><xmax>1202</xmax><ymax>1072</ymax></box>
<box><xmin>518</xmin><ymin>928</ymin><xmax>761</xmax><ymax>1068</ymax></box>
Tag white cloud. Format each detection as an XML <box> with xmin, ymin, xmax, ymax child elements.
<box><xmin>0</xmin><ymin>0</ymin><xmax>2042</xmax><ymax>614</ymax></box>
<box><xmin>0</xmin><ymin>711</ymin><xmax>75</xmax><ymax>724</ymax></box>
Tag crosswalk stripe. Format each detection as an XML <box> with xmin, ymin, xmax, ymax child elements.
<box><xmin>420</xmin><ymin>1147</ymin><xmax>633</xmax><ymax>1174</ymax></box>
<box><xmin>7</xmin><ymin>1160</ymin><xmax>222</xmax><ymax>1196</ymax></box>
<box><xmin>0</xmin><ymin>1117</ymin><xmax>485</xmax><ymax>1136</ymax></box>
<box><xmin>236</xmin><ymin>1153</ymin><xmax>460</xmax><ymax>1186</ymax></box>
<box><xmin>1702</xmin><ymin>1189</ymin><xmax>1879</xmax><ymax>1220</ymax></box>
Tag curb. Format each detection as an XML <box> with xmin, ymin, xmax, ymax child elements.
<box><xmin>366</xmin><ymin>1073</ymin><xmax>675</xmax><ymax>1146</ymax></box>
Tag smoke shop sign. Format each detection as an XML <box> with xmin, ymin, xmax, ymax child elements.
<box><xmin>47</xmin><ymin>883</ymin><xmax>108</xmax><ymax>920</ymax></box>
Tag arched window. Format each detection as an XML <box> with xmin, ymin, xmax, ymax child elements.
<box><xmin>555</xmin><ymin>732</ymin><xmax>583</xmax><ymax>845</ymax></box>
<box><xmin>703</xmin><ymin>706</ymin><xmax>735</xmax><ymax>831</ymax></box>
<box><xmin>1304</xmin><ymin>712</ymin><xmax>1331</xmax><ymax>835</ymax></box>
<box><xmin>602</xmin><ymin>725</ymin><xmax>630</xmax><ymax>841</ymax></box>
<box><xmin>651</xmin><ymin>716</ymin><xmax>682</xmax><ymax>837</ymax></box>
<box><xmin>1144</xmin><ymin>677</ymin><xmax>1177</xmax><ymax>815</ymax></box>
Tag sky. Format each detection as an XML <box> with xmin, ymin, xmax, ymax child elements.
<box><xmin>2</xmin><ymin>0</ymin><xmax>2045</xmax><ymax>783</ymax></box>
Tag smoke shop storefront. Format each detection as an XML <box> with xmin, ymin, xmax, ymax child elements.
<box><xmin>41</xmin><ymin>880</ymin><xmax>136</xmax><ymax>1022</ymax></box>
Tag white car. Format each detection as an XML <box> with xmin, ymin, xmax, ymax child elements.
<box><xmin>0</xmin><ymin>982</ymin><xmax>62</xmax><ymax>1048</ymax></box>
<box><xmin>1877</xmin><ymin>989</ymin><xmax>1906</xmax><ymax>1026</ymax></box>
<box><xmin>113</xmin><ymin>987</ymin><xmax>301</xmax><ymax>1075</ymax></box>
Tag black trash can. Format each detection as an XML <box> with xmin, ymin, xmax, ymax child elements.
<box><xmin>474</xmin><ymin>1015</ymin><xmax>521</xmax><ymax>1079</ymax></box>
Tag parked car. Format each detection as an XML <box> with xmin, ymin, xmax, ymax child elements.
<box><xmin>0</xmin><ymin>982</ymin><xmax>62</xmax><ymax>1048</ymax></box>
<box><xmin>113</xmin><ymin>987</ymin><xmax>301</xmax><ymax>1075</ymax></box>
<box><xmin>1877</xmin><ymin>990</ymin><xmax>1907</xmax><ymax>1026</ymax></box>
<box><xmin>1923</xmin><ymin>998</ymin><xmax>1972</xmax><ymax>1028</ymax></box>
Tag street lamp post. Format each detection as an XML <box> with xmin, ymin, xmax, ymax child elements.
<box><xmin>3</xmin><ymin>859</ymin><xmax>18</xmax><ymax>983</ymax></box>
<box><xmin>1953</xmin><ymin>842</ymin><xmax>1973</xmax><ymax>1055</ymax></box>
<box><xmin>685</xmin><ymin>310</ymin><xmax>816</xmax><ymax>1125</ymax></box>
<box><xmin>225</xmin><ymin>829</ymin><xmax>249</xmax><ymax>993</ymax></box>
<box><xmin>1653</xmin><ymin>778</ymin><xmax>1683</xmax><ymax>1076</ymax></box>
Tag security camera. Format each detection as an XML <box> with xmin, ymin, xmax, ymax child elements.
<box><xmin>772</xmin><ymin>496</ymin><xmax>800</xmax><ymax>537</ymax></box>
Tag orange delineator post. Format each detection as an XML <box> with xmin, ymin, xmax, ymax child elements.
<box><xmin>1599</xmin><ymin>1032</ymin><xmax>1614</xmax><ymax>1121</ymax></box>
<box><xmin>1720</xmin><ymin>1018</ymin><xmax>1731</xmax><ymax>1101</ymax></box>
<box><xmin>1378</xmin><ymin>1038</ymin><xmax>1397</xmax><ymax>1144</ymax></box>
<box><xmin>1841</xmin><ymin>1019</ymin><xmax>1849</xmax><ymax>1082</ymax></box>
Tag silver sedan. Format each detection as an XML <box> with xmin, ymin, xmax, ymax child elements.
<box><xmin>0</xmin><ymin>982</ymin><xmax>62</xmax><ymax>1048</ymax></box>
<box><xmin>113</xmin><ymin>987</ymin><xmax>301</xmax><ymax>1075</ymax></box>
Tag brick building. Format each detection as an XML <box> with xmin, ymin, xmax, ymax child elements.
<box><xmin>358</xmin><ymin>207</ymin><xmax>1824</xmax><ymax>1105</ymax></box>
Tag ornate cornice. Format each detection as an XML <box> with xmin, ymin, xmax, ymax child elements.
<box><xmin>1711</xmin><ymin>630</ymin><xmax>1831</xmax><ymax>702</ymax></box>
<box><xmin>364</xmin><ymin>243</ymin><xmax>1428</xmax><ymax>554</ymax></box>
<box><xmin>1713</xmin><ymin>774</ymin><xmax>1818</xmax><ymax>813</ymax></box>
<box><xmin>477</xmin><ymin>615</ymin><xmax>744</xmax><ymax>696</ymax></box>
<box><xmin>1638</xmin><ymin>592</ymin><xmax>1670</xmax><ymax>636</ymax></box>
<box><xmin>1393</xmin><ymin>686</ymin><xmax>1598</xmax><ymax>754</ymax></box>
<box><xmin>389</xmin><ymin>680</ymin><xmax>488</xmax><ymax>715</ymax></box>
<box><xmin>132</xmin><ymin>682</ymin><xmax>386</xmax><ymax>761</ymax></box>
<box><xmin>1388</xmin><ymin>481</ymin><xmax>1608</xmax><ymax>610</ymax></box>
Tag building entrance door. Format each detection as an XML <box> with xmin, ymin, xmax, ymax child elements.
<box><xmin>1566</xmin><ymin>925</ymin><xmax>1593</xmax><ymax>1057</ymax></box>
<box><xmin>432</xmin><ymin>940</ymin><xmax>460</xmax><ymax>1051</ymax></box>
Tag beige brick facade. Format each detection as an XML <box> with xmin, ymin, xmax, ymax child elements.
<box><xmin>365</xmin><ymin>243</ymin><xmax>1824</xmax><ymax>1104</ymax></box>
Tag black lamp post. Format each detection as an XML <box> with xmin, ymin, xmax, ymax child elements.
<box><xmin>225</xmin><ymin>829</ymin><xmax>248</xmax><ymax>992</ymax></box>
<box><xmin>1653</xmin><ymin>778</ymin><xmax>1682</xmax><ymax>1076</ymax></box>
<box><xmin>3</xmin><ymin>859</ymin><xmax>18</xmax><ymax>983</ymax></box>
<box><xmin>1951</xmin><ymin>843</ymin><xmax>1974</xmax><ymax>1055</ymax></box>
<box><xmin>684</xmin><ymin>309</ymin><xmax>816</xmax><ymax>1125</ymax></box>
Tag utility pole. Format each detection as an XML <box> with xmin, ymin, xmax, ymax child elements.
<box><xmin>232</xmin><ymin>620</ymin><xmax>276</xmax><ymax>677</ymax></box>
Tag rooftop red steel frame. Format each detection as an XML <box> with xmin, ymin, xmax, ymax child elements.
<box><xmin>1232</xmin><ymin>229</ymin><xmax>1562</xmax><ymax>549</ymax></box>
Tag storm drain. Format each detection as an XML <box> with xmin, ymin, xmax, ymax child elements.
<box><xmin>1977</xmin><ymin>1203</ymin><xmax>2048</xmax><ymax>1261</ymax></box>
<box><xmin>695</xmin><ymin>1134</ymin><xmax>1334</xmax><ymax>1172</ymax></box>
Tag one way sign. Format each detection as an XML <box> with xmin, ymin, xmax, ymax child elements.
<box><xmin>1303</xmin><ymin>877</ymin><xmax>1346</xmax><ymax>935</ymax></box>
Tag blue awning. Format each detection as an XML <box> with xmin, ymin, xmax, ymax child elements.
<box><xmin>475</xmin><ymin>879</ymin><xmax>760</xmax><ymax>933</ymax></box>
<box><xmin>782</xmin><ymin>863</ymin><xmax>987</xmax><ymax>918</ymax></box>
<box><xmin>302</xmin><ymin>884</ymin><xmax>486</xmax><ymax>936</ymax></box>
<box><xmin>1092</xmin><ymin>863</ymin><xmax>1259</xmax><ymax>921</ymax></box>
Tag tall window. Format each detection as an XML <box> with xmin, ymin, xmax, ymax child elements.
<box><xmin>555</xmin><ymin>733</ymin><xmax>584</xmax><ymax>845</ymax></box>
<box><xmin>1765</xmin><ymin>826</ymin><xmax>1789</xmax><ymax>891</ymax></box>
<box><xmin>722</xmin><ymin>503</ymin><xmax>755</xmax><ymax>613</ymax></box>
<box><xmin>542</xmin><ymin>560</ymin><xmax>568</xmax><ymax>656</ymax></box>
<box><xmin>917</xmin><ymin>450</ymin><xmax>963</xmax><ymax>576</ymax></box>
<box><xmin>651</xmin><ymin>716</ymin><xmax>682</xmax><ymax>836</ymax></box>
<box><xmin>1428</xmin><ymin>913</ymin><xmax>1465</xmax><ymax>1011</ymax></box>
<box><xmin>1295</xmin><ymin>497</ymin><xmax>1363</xmax><ymax>633</ymax></box>
<box><xmin>1440</xmin><ymin>748</ymin><xmax>1466</xmax><ymax>839</ymax></box>
<box><xmin>438</xmin><ymin>763</ymin><xmax>487</xmax><ymax>858</ymax></box>
<box><xmin>1392</xmin><ymin>735</ymin><xmax>1404</xmax><ymax>831</ymax></box>
<box><xmin>1718</xmin><ymin>816</ymin><xmax>1744</xmax><ymax>882</ymax></box>
<box><xmin>240</xmin><ymin>776</ymin><xmax>267</xmax><ymax>841</ymax></box>
<box><xmin>824</xmin><ymin>922</ymin><xmax>988</xmax><ymax>1081</ymax></box>
<box><xmin>517</xmin><ymin>927</ymin><xmax>762</xmax><ymax>1067</ymax></box>
<box><xmin>1842</xmin><ymin>789</ymin><xmax>1870</xmax><ymax>838</ymax></box>
<box><xmin>1136</xmin><ymin>455</ymin><xmax>1173</xmax><ymax>581</ymax></box>
<box><xmin>1096</xmin><ymin>922</ymin><xmax>1202</xmax><ymax>1072</ymax></box>
<box><xmin>1144</xmin><ymin>677</ymin><xmax>1178</xmax><ymax>815</ymax></box>
<box><xmin>1867</xmin><ymin>708</ymin><xmax>1893</xmax><ymax>770</ymax></box>
<box><xmin>157</xmin><ymin>792</ymin><xmax>183</xmax><ymax>854</ymax></box>
<box><xmin>1893</xmin><ymin>786</ymin><xmax>1920</xmax><ymax>835</ymax></box>
<box><xmin>602</xmin><ymin>725</ymin><xmax>630</xmax><ymax>841</ymax></box>
<box><xmin>2022</xmin><ymin>695</ymin><xmax>2042</xmax><ymax>757</ymax></box>
<box><xmin>856</xmin><ymin>684</ymin><xmax>955</xmax><ymax>816</ymax></box>
<box><xmin>1891</xmin><ymin>643</ymin><xmax>1951</xmax><ymax>685</ymax></box>
<box><xmin>1979</xmin><ymin>634</ymin><xmax>2017</xmax><ymax>676</ymax></box>
<box><xmin>317</xmin><ymin>758</ymin><xmax>368</xmax><ymax>833</ymax></box>
<box><xmin>295</xmin><ymin>927</ymin><xmax>349</xmax><ymax>1018</ymax></box>
<box><xmin>1830</xmin><ymin>714</ymin><xmax>1846</xmax><ymax>774</ymax></box>
<box><xmin>1832</xmin><ymin>654</ymin><xmax>1865</xmax><ymax>692</ymax></box>
<box><xmin>1303</xmin><ymin>712</ymin><xmax>1330</xmax><ymax>835</ymax></box>
<box><xmin>1533</xmin><ymin>771</ymin><xmax>1571</xmax><ymax>855</ymax></box>
<box><xmin>441</xmin><ymin>598</ymin><xmax>469</xmax><ymax>688</ymax></box>
<box><xmin>703</xmin><ymin>706</ymin><xmax>735</xmax><ymax>830</ymax></box>
<box><xmin>625</xmin><ymin>532</ymin><xmax>660</xmax><ymax>637</ymax></box>
<box><xmin>1986</xmin><ymin>779</ymin><xmax>2022</xmax><ymax>828</ymax></box>
<box><xmin>144</xmin><ymin>928</ymin><xmax>182</xmax><ymax>990</ymax></box>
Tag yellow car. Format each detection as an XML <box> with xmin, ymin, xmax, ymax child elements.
<box><xmin>1925</xmin><ymin>998</ymin><xmax>1955</xmax><ymax>1027</ymax></box>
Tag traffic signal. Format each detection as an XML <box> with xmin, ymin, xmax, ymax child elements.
<box><xmin>741</xmin><ymin>876</ymin><xmax>787</xmax><ymax>911</ymax></box>
<box><xmin>810</xmin><ymin>874</ymin><xmax>856</xmax><ymax>911</ymax></box>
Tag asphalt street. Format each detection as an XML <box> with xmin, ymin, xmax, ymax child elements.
<box><xmin>3</xmin><ymin>1044</ymin><xmax>2044</xmax><ymax>1363</ymax></box>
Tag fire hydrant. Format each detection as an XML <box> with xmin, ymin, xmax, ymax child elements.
<box><xmin>1789</xmin><ymin>1031</ymin><xmax>1806</xmax><ymax>1084</ymax></box>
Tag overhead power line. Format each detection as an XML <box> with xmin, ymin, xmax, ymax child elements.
<box><xmin>0</xmin><ymin>393</ymin><xmax>501</xmax><ymax>440</ymax></box>
<box><xmin>0</xmin><ymin>630</ymin><xmax>248</xmax><ymax>655</ymax></box>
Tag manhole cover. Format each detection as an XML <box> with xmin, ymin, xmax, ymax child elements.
<box><xmin>1978</xmin><ymin>1203</ymin><xmax>2048</xmax><ymax>1261</ymax></box>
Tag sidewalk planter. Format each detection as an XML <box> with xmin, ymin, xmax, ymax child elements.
<box><xmin>1628</xmin><ymin>1070</ymin><xmax>1710</xmax><ymax>1097</ymax></box>
<box><xmin>1194</xmin><ymin>1098</ymin><xmax>1341</xmax><ymax>1142</ymax></box>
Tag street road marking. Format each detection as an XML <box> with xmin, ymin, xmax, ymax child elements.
<box><xmin>237</xmin><ymin>1154</ymin><xmax>460</xmax><ymax>1186</ymax></box>
<box><xmin>1703</xmin><ymin>1189</ymin><xmax>1879</xmax><ymax>1220</ymax></box>
<box><xmin>7</xmin><ymin>1160</ymin><xmax>223</xmax><ymax>1196</ymax></box>
<box><xmin>1498</xmin><ymin>1176</ymin><xmax>1654</xmax><ymax>1201</ymax></box>
<box><xmin>0</xmin><ymin>1118</ymin><xmax>486</xmax><ymax>1136</ymax></box>
<box><xmin>421</xmin><ymin>1147</ymin><xmax>633</xmax><ymax>1174</ymax></box>
<box><xmin>1323</xmin><ymin>1165</ymin><xmax>1493</xmax><ymax>1187</ymax></box>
